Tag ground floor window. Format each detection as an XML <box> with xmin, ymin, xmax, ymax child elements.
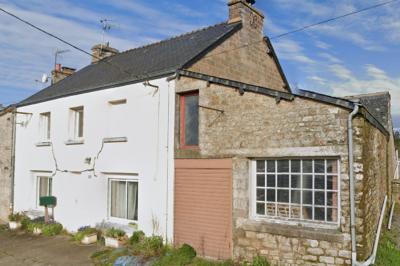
<box><xmin>253</xmin><ymin>159</ymin><xmax>339</xmax><ymax>225</ymax></box>
<box><xmin>37</xmin><ymin>176</ymin><xmax>52</xmax><ymax>206</ymax></box>
<box><xmin>109</xmin><ymin>179</ymin><xmax>138</xmax><ymax>221</ymax></box>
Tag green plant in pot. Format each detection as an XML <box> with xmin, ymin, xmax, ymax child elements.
<box><xmin>74</xmin><ymin>226</ymin><xmax>99</xmax><ymax>245</ymax></box>
<box><xmin>8</xmin><ymin>212</ymin><xmax>24</xmax><ymax>230</ymax></box>
<box><xmin>104</xmin><ymin>228</ymin><xmax>126</xmax><ymax>248</ymax></box>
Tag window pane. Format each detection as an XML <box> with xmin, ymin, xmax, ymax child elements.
<box><xmin>303</xmin><ymin>206</ymin><xmax>312</xmax><ymax>220</ymax></box>
<box><xmin>277</xmin><ymin>160</ymin><xmax>289</xmax><ymax>172</ymax></box>
<box><xmin>39</xmin><ymin>177</ymin><xmax>49</xmax><ymax>198</ymax></box>
<box><xmin>314</xmin><ymin>160</ymin><xmax>325</xmax><ymax>173</ymax></box>
<box><xmin>303</xmin><ymin>191</ymin><xmax>312</xmax><ymax>205</ymax></box>
<box><xmin>303</xmin><ymin>160</ymin><xmax>313</xmax><ymax>173</ymax></box>
<box><xmin>327</xmin><ymin>208</ymin><xmax>338</xmax><ymax>222</ymax></box>
<box><xmin>78</xmin><ymin>110</ymin><xmax>84</xmax><ymax>138</ymax></box>
<box><xmin>48</xmin><ymin>178</ymin><xmax>52</xmax><ymax>196</ymax></box>
<box><xmin>47</xmin><ymin>114</ymin><xmax>51</xmax><ymax>139</ymax></box>
<box><xmin>256</xmin><ymin>174</ymin><xmax>265</xmax><ymax>187</ymax></box>
<box><xmin>314</xmin><ymin>175</ymin><xmax>325</xmax><ymax>189</ymax></box>
<box><xmin>127</xmin><ymin>182</ymin><xmax>138</xmax><ymax>221</ymax></box>
<box><xmin>267</xmin><ymin>160</ymin><xmax>275</xmax><ymax>173</ymax></box>
<box><xmin>111</xmin><ymin>181</ymin><xmax>126</xmax><ymax>219</ymax></box>
<box><xmin>327</xmin><ymin>176</ymin><xmax>338</xmax><ymax>190</ymax></box>
<box><xmin>303</xmin><ymin>175</ymin><xmax>313</xmax><ymax>189</ymax></box>
<box><xmin>183</xmin><ymin>94</ymin><xmax>199</xmax><ymax>146</ymax></box>
<box><xmin>267</xmin><ymin>175</ymin><xmax>275</xmax><ymax>187</ymax></box>
<box><xmin>277</xmin><ymin>190</ymin><xmax>289</xmax><ymax>203</ymax></box>
<box><xmin>315</xmin><ymin>191</ymin><xmax>325</xmax><ymax>206</ymax></box>
<box><xmin>267</xmin><ymin>189</ymin><xmax>275</xmax><ymax>202</ymax></box>
<box><xmin>291</xmin><ymin>175</ymin><xmax>301</xmax><ymax>188</ymax></box>
<box><xmin>266</xmin><ymin>203</ymin><xmax>276</xmax><ymax>216</ymax></box>
<box><xmin>327</xmin><ymin>192</ymin><xmax>338</xmax><ymax>207</ymax></box>
<box><xmin>327</xmin><ymin>160</ymin><xmax>338</xmax><ymax>173</ymax></box>
<box><xmin>291</xmin><ymin>205</ymin><xmax>301</xmax><ymax>219</ymax></box>
<box><xmin>314</xmin><ymin>207</ymin><xmax>325</xmax><ymax>221</ymax></box>
<box><xmin>256</xmin><ymin>203</ymin><xmax>265</xmax><ymax>215</ymax></box>
<box><xmin>277</xmin><ymin>204</ymin><xmax>289</xmax><ymax>218</ymax></box>
<box><xmin>256</xmin><ymin>161</ymin><xmax>265</xmax><ymax>173</ymax></box>
<box><xmin>291</xmin><ymin>160</ymin><xmax>301</xmax><ymax>173</ymax></box>
<box><xmin>277</xmin><ymin>175</ymin><xmax>289</xmax><ymax>187</ymax></box>
<box><xmin>256</xmin><ymin>189</ymin><xmax>265</xmax><ymax>201</ymax></box>
<box><xmin>291</xmin><ymin>190</ymin><xmax>301</xmax><ymax>204</ymax></box>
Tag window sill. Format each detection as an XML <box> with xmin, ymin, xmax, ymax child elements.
<box><xmin>103</xmin><ymin>137</ymin><xmax>128</xmax><ymax>143</ymax></box>
<box><xmin>179</xmin><ymin>145</ymin><xmax>200</xmax><ymax>150</ymax></box>
<box><xmin>35</xmin><ymin>141</ymin><xmax>51</xmax><ymax>147</ymax></box>
<box><xmin>240</xmin><ymin>219</ymin><xmax>344</xmax><ymax>242</ymax></box>
<box><xmin>65</xmin><ymin>139</ymin><xmax>84</xmax><ymax>145</ymax></box>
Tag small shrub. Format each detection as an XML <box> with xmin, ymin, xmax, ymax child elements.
<box><xmin>105</xmin><ymin>228</ymin><xmax>126</xmax><ymax>240</ymax></box>
<box><xmin>251</xmin><ymin>256</ymin><xmax>269</xmax><ymax>266</ymax></box>
<box><xmin>132</xmin><ymin>235</ymin><xmax>164</xmax><ymax>257</ymax></box>
<box><xmin>178</xmin><ymin>243</ymin><xmax>196</xmax><ymax>260</ymax></box>
<box><xmin>129</xmin><ymin>230</ymin><xmax>145</xmax><ymax>244</ymax></box>
<box><xmin>42</xmin><ymin>222</ymin><xmax>63</xmax><ymax>236</ymax></box>
<box><xmin>20</xmin><ymin>215</ymin><xmax>31</xmax><ymax>229</ymax></box>
<box><xmin>153</xmin><ymin>244</ymin><xmax>196</xmax><ymax>266</ymax></box>
<box><xmin>8</xmin><ymin>212</ymin><xmax>23</xmax><ymax>222</ymax></box>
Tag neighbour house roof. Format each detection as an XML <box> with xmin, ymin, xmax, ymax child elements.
<box><xmin>344</xmin><ymin>92</ymin><xmax>391</xmax><ymax>130</ymax></box>
<box><xmin>18</xmin><ymin>22</ymin><xmax>242</xmax><ymax>107</ymax></box>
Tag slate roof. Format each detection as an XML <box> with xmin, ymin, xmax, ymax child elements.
<box><xmin>19</xmin><ymin>22</ymin><xmax>242</xmax><ymax>106</ymax></box>
<box><xmin>345</xmin><ymin>92</ymin><xmax>391</xmax><ymax>129</ymax></box>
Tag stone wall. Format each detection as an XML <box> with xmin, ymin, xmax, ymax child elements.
<box><xmin>187</xmin><ymin>1</ymin><xmax>287</xmax><ymax>92</ymax></box>
<box><xmin>0</xmin><ymin>110</ymin><xmax>14</xmax><ymax>222</ymax></box>
<box><xmin>175</xmin><ymin>77</ymin><xmax>392</xmax><ymax>265</ymax></box>
<box><xmin>353</xmin><ymin>117</ymin><xmax>390</xmax><ymax>260</ymax></box>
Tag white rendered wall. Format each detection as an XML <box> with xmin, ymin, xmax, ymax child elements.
<box><xmin>14</xmin><ymin>77</ymin><xmax>175</xmax><ymax>240</ymax></box>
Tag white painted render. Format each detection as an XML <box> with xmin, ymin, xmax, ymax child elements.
<box><xmin>14</xmin><ymin>77</ymin><xmax>176</xmax><ymax>241</ymax></box>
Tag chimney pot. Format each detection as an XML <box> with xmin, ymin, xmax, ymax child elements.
<box><xmin>91</xmin><ymin>43</ymin><xmax>119</xmax><ymax>64</ymax></box>
<box><xmin>55</xmin><ymin>63</ymin><xmax>61</xmax><ymax>72</ymax></box>
<box><xmin>51</xmin><ymin>65</ymin><xmax>76</xmax><ymax>85</ymax></box>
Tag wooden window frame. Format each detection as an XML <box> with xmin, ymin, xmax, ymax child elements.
<box><xmin>179</xmin><ymin>91</ymin><xmax>199</xmax><ymax>149</ymax></box>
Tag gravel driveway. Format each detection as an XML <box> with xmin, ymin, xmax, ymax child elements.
<box><xmin>0</xmin><ymin>228</ymin><xmax>100</xmax><ymax>266</ymax></box>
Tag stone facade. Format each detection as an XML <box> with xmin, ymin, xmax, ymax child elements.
<box><xmin>175</xmin><ymin>76</ymin><xmax>393</xmax><ymax>265</ymax></box>
<box><xmin>188</xmin><ymin>0</ymin><xmax>288</xmax><ymax>93</ymax></box>
<box><xmin>0</xmin><ymin>109</ymin><xmax>14</xmax><ymax>222</ymax></box>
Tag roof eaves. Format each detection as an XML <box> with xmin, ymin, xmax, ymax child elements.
<box><xmin>178</xmin><ymin>70</ymin><xmax>294</xmax><ymax>101</ymax></box>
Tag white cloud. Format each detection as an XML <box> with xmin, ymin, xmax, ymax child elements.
<box><xmin>318</xmin><ymin>53</ymin><xmax>342</xmax><ymax>63</ymax></box>
<box><xmin>273</xmin><ymin>39</ymin><xmax>315</xmax><ymax>64</ymax></box>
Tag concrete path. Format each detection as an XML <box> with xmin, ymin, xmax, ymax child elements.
<box><xmin>0</xmin><ymin>229</ymin><xmax>100</xmax><ymax>266</ymax></box>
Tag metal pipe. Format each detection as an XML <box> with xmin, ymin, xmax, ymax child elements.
<box><xmin>388</xmin><ymin>201</ymin><xmax>395</xmax><ymax>230</ymax></box>
<box><xmin>348</xmin><ymin>104</ymin><xmax>359</xmax><ymax>265</ymax></box>
<box><xmin>10</xmin><ymin>109</ymin><xmax>17</xmax><ymax>214</ymax></box>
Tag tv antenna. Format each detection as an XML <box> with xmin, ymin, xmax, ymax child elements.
<box><xmin>100</xmin><ymin>19</ymin><xmax>116</xmax><ymax>45</ymax></box>
<box><xmin>54</xmin><ymin>48</ymin><xmax>70</xmax><ymax>69</ymax></box>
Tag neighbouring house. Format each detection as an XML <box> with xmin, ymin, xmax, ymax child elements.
<box><xmin>0</xmin><ymin>105</ymin><xmax>15</xmax><ymax>222</ymax></box>
<box><xmin>11</xmin><ymin>1</ymin><xmax>397</xmax><ymax>266</ymax></box>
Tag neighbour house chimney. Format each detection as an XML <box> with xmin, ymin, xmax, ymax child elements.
<box><xmin>228</xmin><ymin>0</ymin><xmax>264</xmax><ymax>38</ymax></box>
<box><xmin>91</xmin><ymin>42</ymin><xmax>119</xmax><ymax>64</ymax></box>
<box><xmin>51</xmin><ymin>64</ymin><xmax>76</xmax><ymax>84</ymax></box>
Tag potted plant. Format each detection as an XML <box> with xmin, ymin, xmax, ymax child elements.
<box><xmin>74</xmin><ymin>226</ymin><xmax>98</xmax><ymax>245</ymax></box>
<box><xmin>104</xmin><ymin>228</ymin><xmax>126</xmax><ymax>248</ymax></box>
<box><xmin>8</xmin><ymin>213</ymin><xmax>23</xmax><ymax>230</ymax></box>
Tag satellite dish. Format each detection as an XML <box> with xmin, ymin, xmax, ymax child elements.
<box><xmin>41</xmin><ymin>74</ymin><xmax>49</xmax><ymax>83</ymax></box>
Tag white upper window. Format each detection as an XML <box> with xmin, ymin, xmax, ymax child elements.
<box><xmin>70</xmin><ymin>106</ymin><xmax>84</xmax><ymax>140</ymax></box>
<box><xmin>253</xmin><ymin>159</ymin><xmax>339</xmax><ymax>226</ymax></box>
<box><xmin>39</xmin><ymin>112</ymin><xmax>51</xmax><ymax>141</ymax></box>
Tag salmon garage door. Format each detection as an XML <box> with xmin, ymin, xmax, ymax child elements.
<box><xmin>174</xmin><ymin>159</ymin><xmax>232</xmax><ymax>259</ymax></box>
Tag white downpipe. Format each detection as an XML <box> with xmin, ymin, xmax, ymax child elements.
<box><xmin>348</xmin><ymin>104</ymin><xmax>388</xmax><ymax>266</ymax></box>
<box><xmin>388</xmin><ymin>201</ymin><xmax>395</xmax><ymax>230</ymax></box>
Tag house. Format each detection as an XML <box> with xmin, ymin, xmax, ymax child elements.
<box><xmin>11</xmin><ymin>0</ymin><xmax>397</xmax><ymax>265</ymax></box>
<box><xmin>0</xmin><ymin>105</ymin><xmax>15</xmax><ymax>222</ymax></box>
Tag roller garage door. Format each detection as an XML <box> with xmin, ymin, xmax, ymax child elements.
<box><xmin>174</xmin><ymin>159</ymin><xmax>233</xmax><ymax>259</ymax></box>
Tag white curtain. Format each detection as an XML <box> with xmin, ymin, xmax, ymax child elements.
<box><xmin>127</xmin><ymin>182</ymin><xmax>138</xmax><ymax>221</ymax></box>
<box><xmin>111</xmin><ymin>181</ymin><xmax>126</xmax><ymax>219</ymax></box>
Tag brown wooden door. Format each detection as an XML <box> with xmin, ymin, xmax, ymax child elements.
<box><xmin>174</xmin><ymin>159</ymin><xmax>232</xmax><ymax>259</ymax></box>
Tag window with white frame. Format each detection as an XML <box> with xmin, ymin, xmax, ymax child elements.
<box><xmin>37</xmin><ymin>176</ymin><xmax>52</xmax><ymax>206</ymax></box>
<box><xmin>254</xmin><ymin>159</ymin><xmax>339</xmax><ymax>224</ymax></box>
<box><xmin>109</xmin><ymin>179</ymin><xmax>138</xmax><ymax>221</ymax></box>
<box><xmin>39</xmin><ymin>112</ymin><xmax>51</xmax><ymax>141</ymax></box>
<box><xmin>70</xmin><ymin>106</ymin><xmax>84</xmax><ymax>139</ymax></box>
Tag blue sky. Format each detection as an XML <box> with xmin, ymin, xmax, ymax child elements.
<box><xmin>0</xmin><ymin>0</ymin><xmax>399</xmax><ymax>127</ymax></box>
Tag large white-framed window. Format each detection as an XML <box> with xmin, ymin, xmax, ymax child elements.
<box><xmin>252</xmin><ymin>158</ymin><xmax>340</xmax><ymax>226</ymax></box>
<box><xmin>39</xmin><ymin>112</ymin><xmax>51</xmax><ymax>141</ymax></box>
<box><xmin>69</xmin><ymin>106</ymin><xmax>84</xmax><ymax>140</ymax></box>
<box><xmin>108</xmin><ymin>179</ymin><xmax>138</xmax><ymax>221</ymax></box>
<box><xmin>37</xmin><ymin>176</ymin><xmax>52</xmax><ymax>207</ymax></box>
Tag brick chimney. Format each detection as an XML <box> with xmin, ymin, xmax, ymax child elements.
<box><xmin>91</xmin><ymin>42</ymin><xmax>119</xmax><ymax>64</ymax></box>
<box><xmin>51</xmin><ymin>64</ymin><xmax>76</xmax><ymax>84</ymax></box>
<box><xmin>228</xmin><ymin>0</ymin><xmax>264</xmax><ymax>38</ymax></box>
